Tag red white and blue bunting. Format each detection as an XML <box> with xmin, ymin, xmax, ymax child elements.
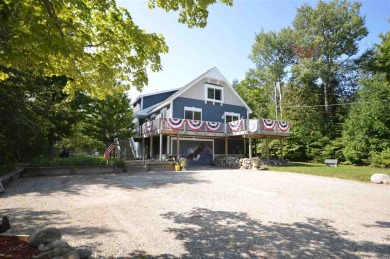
<box><xmin>205</xmin><ymin>121</ymin><xmax>221</xmax><ymax>132</ymax></box>
<box><xmin>278</xmin><ymin>121</ymin><xmax>290</xmax><ymax>132</ymax></box>
<box><xmin>186</xmin><ymin>120</ymin><xmax>204</xmax><ymax>131</ymax></box>
<box><xmin>165</xmin><ymin>118</ymin><xmax>185</xmax><ymax>130</ymax></box>
<box><xmin>262</xmin><ymin>119</ymin><xmax>276</xmax><ymax>130</ymax></box>
<box><xmin>248</xmin><ymin>119</ymin><xmax>258</xmax><ymax>133</ymax></box>
<box><xmin>228</xmin><ymin>120</ymin><xmax>242</xmax><ymax>132</ymax></box>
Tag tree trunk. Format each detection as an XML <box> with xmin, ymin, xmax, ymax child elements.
<box><xmin>48</xmin><ymin>127</ymin><xmax>55</xmax><ymax>160</ymax></box>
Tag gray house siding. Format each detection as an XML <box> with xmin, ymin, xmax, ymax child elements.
<box><xmin>142</xmin><ymin>90</ymin><xmax>178</xmax><ymax>109</ymax></box>
<box><xmin>172</xmin><ymin>97</ymin><xmax>248</xmax><ymax>122</ymax></box>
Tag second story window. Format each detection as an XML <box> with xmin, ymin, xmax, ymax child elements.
<box><xmin>205</xmin><ymin>83</ymin><xmax>224</xmax><ymax>104</ymax></box>
<box><xmin>184</xmin><ymin>107</ymin><xmax>202</xmax><ymax>120</ymax></box>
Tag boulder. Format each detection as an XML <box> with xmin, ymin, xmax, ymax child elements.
<box><xmin>370</xmin><ymin>174</ymin><xmax>390</xmax><ymax>184</ymax></box>
<box><xmin>52</xmin><ymin>240</ymin><xmax>72</xmax><ymax>249</ymax></box>
<box><xmin>75</xmin><ymin>247</ymin><xmax>93</xmax><ymax>259</ymax></box>
<box><xmin>51</xmin><ymin>246</ymin><xmax>72</xmax><ymax>257</ymax></box>
<box><xmin>62</xmin><ymin>251</ymin><xmax>80</xmax><ymax>259</ymax></box>
<box><xmin>29</xmin><ymin>227</ymin><xmax>62</xmax><ymax>247</ymax></box>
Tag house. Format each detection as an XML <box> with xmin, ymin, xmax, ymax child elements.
<box><xmin>130</xmin><ymin>67</ymin><xmax>290</xmax><ymax>166</ymax></box>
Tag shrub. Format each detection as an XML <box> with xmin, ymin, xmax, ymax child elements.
<box><xmin>29</xmin><ymin>154</ymin><xmax>124</xmax><ymax>167</ymax></box>
<box><xmin>370</xmin><ymin>148</ymin><xmax>390</xmax><ymax>168</ymax></box>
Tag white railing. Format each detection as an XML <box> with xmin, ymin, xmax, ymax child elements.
<box><xmin>135</xmin><ymin>118</ymin><xmax>290</xmax><ymax>137</ymax></box>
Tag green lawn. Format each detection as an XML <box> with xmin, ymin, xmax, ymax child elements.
<box><xmin>269</xmin><ymin>162</ymin><xmax>390</xmax><ymax>182</ymax></box>
<box><xmin>0</xmin><ymin>164</ymin><xmax>19</xmax><ymax>177</ymax></box>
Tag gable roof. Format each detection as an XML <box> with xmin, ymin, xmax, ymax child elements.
<box><xmin>149</xmin><ymin>67</ymin><xmax>252</xmax><ymax>114</ymax></box>
<box><xmin>131</xmin><ymin>88</ymin><xmax>180</xmax><ymax>106</ymax></box>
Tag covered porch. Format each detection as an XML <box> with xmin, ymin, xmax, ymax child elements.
<box><xmin>134</xmin><ymin>118</ymin><xmax>290</xmax><ymax>164</ymax></box>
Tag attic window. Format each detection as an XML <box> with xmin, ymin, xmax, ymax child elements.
<box><xmin>204</xmin><ymin>83</ymin><xmax>224</xmax><ymax>105</ymax></box>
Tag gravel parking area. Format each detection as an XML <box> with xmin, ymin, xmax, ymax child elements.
<box><xmin>1</xmin><ymin>169</ymin><xmax>389</xmax><ymax>258</ymax></box>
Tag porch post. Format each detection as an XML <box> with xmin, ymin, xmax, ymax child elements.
<box><xmin>280</xmin><ymin>138</ymin><xmax>284</xmax><ymax>159</ymax></box>
<box><xmin>176</xmin><ymin>131</ymin><xmax>180</xmax><ymax>159</ymax></box>
<box><xmin>244</xmin><ymin>139</ymin><xmax>247</xmax><ymax>155</ymax></box>
<box><xmin>159</xmin><ymin>133</ymin><xmax>163</xmax><ymax>161</ymax></box>
<box><xmin>142</xmin><ymin>136</ymin><xmax>145</xmax><ymax>166</ymax></box>
<box><xmin>266</xmin><ymin>138</ymin><xmax>270</xmax><ymax>161</ymax></box>
<box><xmin>225</xmin><ymin>136</ymin><xmax>228</xmax><ymax>159</ymax></box>
<box><xmin>150</xmin><ymin>134</ymin><xmax>153</xmax><ymax>160</ymax></box>
<box><xmin>249</xmin><ymin>138</ymin><xmax>252</xmax><ymax>159</ymax></box>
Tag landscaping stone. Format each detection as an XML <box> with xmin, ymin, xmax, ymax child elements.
<box><xmin>29</xmin><ymin>227</ymin><xmax>62</xmax><ymax>247</ymax></box>
<box><xmin>75</xmin><ymin>247</ymin><xmax>93</xmax><ymax>259</ymax></box>
<box><xmin>51</xmin><ymin>246</ymin><xmax>72</xmax><ymax>257</ymax></box>
<box><xmin>52</xmin><ymin>240</ymin><xmax>72</xmax><ymax>249</ymax></box>
<box><xmin>370</xmin><ymin>174</ymin><xmax>390</xmax><ymax>184</ymax></box>
<box><xmin>30</xmin><ymin>228</ymin><xmax>91</xmax><ymax>259</ymax></box>
<box><xmin>62</xmin><ymin>251</ymin><xmax>81</xmax><ymax>259</ymax></box>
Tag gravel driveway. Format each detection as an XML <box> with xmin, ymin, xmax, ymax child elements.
<box><xmin>1</xmin><ymin>169</ymin><xmax>389</xmax><ymax>258</ymax></box>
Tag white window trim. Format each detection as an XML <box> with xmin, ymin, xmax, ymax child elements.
<box><xmin>224</xmin><ymin>112</ymin><xmax>240</xmax><ymax>123</ymax></box>
<box><xmin>204</xmin><ymin>83</ymin><xmax>224</xmax><ymax>105</ymax></box>
<box><xmin>184</xmin><ymin>107</ymin><xmax>202</xmax><ymax>120</ymax></box>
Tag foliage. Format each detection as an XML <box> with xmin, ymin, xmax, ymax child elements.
<box><xmin>236</xmin><ymin>0</ymin><xmax>374</xmax><ymax>164</ymax></box>
<box><xmin>373</xmin><ymin>32</ymin><xmax>390</xmax><ymax>80</ymax></box>
<box><xmin>149</xmin><ymin>0</ymin><xmax>233</xmax><ymax>28</ymax></box>
<box><xmin>342</xmin><ymin>74</ymin><xmax>390</xmax><ymax>165</ymax></box>
<box><xmin>269</xmin><ymin>162</ymin><xmax>390</xmax><ymax>182</ymax></box>
<box><xmin>0</xmin><ymin>66</ymin><xmax>80</xmax><ymax>162</ymax></box>
<box><xmin>370</xmin><ymin>148</ymin><xmax>390</xmax><ymax>168</ymax></box>
<box><xmin>29</xmin><ymin>154</ymin><xmax>123</xmax><ymax>167</ymax></box>
<box><xmin>0</xmin><ymin>0</ymin><xmax>168</xmax><ymax>97</ymax></box>
<box><xmin>79</xmin><ymin>92</ymin><xmax>134</xmax><ymax>145</ymax></box>
<box><xmin>292</xmin><ymin>0</ymin><xmax>368</xmax><ymax>116</ymax></box>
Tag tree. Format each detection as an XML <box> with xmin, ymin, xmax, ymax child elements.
<box><xmin>292</xmin><ymin>0</ymin><xmax>368</xmax><ymax>117</ymax></box>
<box><xmin>149</xmin><ymin>0</ymin><xmax>233</xmax><ymax>28</ymax></box>
<box><xmin>0</xmin><ymin>0</ymin><xmax>233</xmax><ymax>97</ymax></box>
<box><xmin>342</xmin><ymin>32</ymin><xmax>390</xmax><ymax>165</ymax></box>
<box><xmin>342</xmin><ymin>75</ymin><xmax>390</xmax><ymax>165</ymax></box>
<box><xmin>0</xmin><ymin>66</ymin><xmax>80</xmax><ymax>161</ymax></box>
<box><xmin>249</xmin><ymin>28</ymin><xmax>295</xmax><ymax>119</ymax></box>
<box><xmin>80</xmin><ymin>92</ymin><xmax>134</xmax><ymax>145</ymax></box>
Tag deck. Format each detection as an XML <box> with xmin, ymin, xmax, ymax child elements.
<box><xmin>135</xmin><ymin>118</ymin><xmax>290</xmax><ymax>139</ymax></box>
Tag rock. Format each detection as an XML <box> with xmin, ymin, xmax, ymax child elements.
<box><xmin>52</xmin><ymin>239</ymin><xmax>72</xmax><ymax>249</ymax></box>
<box><xmin>62</xmin><ymin>251</ymin><xmax>80</xmax><ymax>259</ymax></box>
<box><xmin>75</xmin><ymin>247</ymin><xmax>93</xmax><ymax>259</ymax></box>
<box><xmin>51</xmin><ymin>246</ymin><xmax>72</xmax><ymax>257</ymax></box>
<box><xmin>29</xmin><ymin>227</ymin><xmax>62</xmax><ymax>247</ymax></box>
<box><xmin>37</xmin><ymin>243</ymin><xmax>55</xmax><ymax>252</ymax></box>
<box><xmin>371</xmin><ymin>174</ymin><xmax>390</xmax><ymax>184</ymax></box>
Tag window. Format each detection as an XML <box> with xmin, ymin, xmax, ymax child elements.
<box><xmin>184</xmin><ymin>107</ymin><xmax>202</xmax><ymax>120</ymax></box>
<box><xmin>205</xmin><ymin>83</ymin><xmax>223</xmax><ymax>104</ymax></box>
<box><xmin>224</xmin><ymin>112</ymin><xmax>240</xmax><ymax>123</ymax></box>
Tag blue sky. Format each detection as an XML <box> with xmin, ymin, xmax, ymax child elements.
<box><xmin>118</xmin><ymin>0</ymin><xmax>389</xmax><ymax>101</ymax></box>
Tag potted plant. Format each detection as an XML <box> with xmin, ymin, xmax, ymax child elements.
<box><xmin>175</xmin><ymin>162</ymin><xmax>181</xmax><ymax>171</ymax></box>
<box><xmin>180</xmin><ymin>157</ymin><xmax>187</xmax><ymax>171</ymax></box>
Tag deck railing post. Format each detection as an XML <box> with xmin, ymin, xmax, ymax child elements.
<box><xmin>249</xmin><ymin>138</ymin><xmax>252</xmax><ymax>159</ymax></box>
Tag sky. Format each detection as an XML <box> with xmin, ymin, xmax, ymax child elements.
<box><xmin>117</xmin><ymin>0</ymin><xmax>390</xmax><ymax>101</ymax></box>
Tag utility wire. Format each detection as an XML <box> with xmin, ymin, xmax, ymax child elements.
<box><xmin>279</xmin><ymin>99</ymin><xmax>390</xmax><ymax>109</ymax></box>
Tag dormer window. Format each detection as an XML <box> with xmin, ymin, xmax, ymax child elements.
<box><xmin>204</xmin><ymin>83</ymin><xmax>224</xmax><ymax>105</ymax></box>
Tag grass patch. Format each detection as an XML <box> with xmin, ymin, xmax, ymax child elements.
<box><xmin>269</xmin><ymin>162</ymin><xmax>390</xmax><ymax>182</ymax></box>
<box><xmin>0</xmin><ymin>164</ymin><xmax>19</xmax><ymax>177</ymax></box>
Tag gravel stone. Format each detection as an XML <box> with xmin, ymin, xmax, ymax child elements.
<box><xmin>2</xmin><ymin>169</ymin><xmax>389</xmax><ymax>258</ymax></box>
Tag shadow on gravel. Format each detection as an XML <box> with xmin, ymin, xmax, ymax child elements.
<box><xmin>3</xmin><ymin>171</ymin><xmax>209</xmax><ymax>196</ymax></box>
<box><xmin>1</xmin><ymin>207</ymin><xmax>123</xmax><ymax>246</ymax></box>
<box><xmin>123</xmin><ymin>208</ymin><xmax>390</xmax><ymax>259</ymax></box>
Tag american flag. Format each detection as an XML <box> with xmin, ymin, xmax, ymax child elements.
<box><xmin>104</xmin><ymin>143</ymin><xmax>116</xmax><ymax>159</ymax></box>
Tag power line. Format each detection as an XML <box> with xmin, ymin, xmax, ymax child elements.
<box><xmin>279</xmin><ymin>99</ymin><xmax>390</xmax><ymax>109</ymax></box>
